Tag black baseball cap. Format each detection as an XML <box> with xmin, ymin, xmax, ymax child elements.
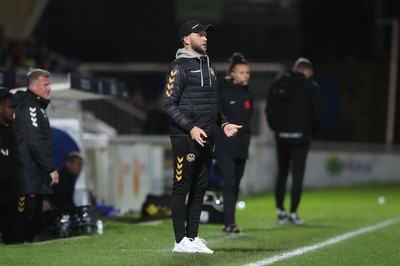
<box><xmin>179</xmin><ymin>20</ymin><xmax>213</xmax><ymax>39</ymax></box>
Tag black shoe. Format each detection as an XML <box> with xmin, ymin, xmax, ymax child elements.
<box><xmin>223</xmin><ymin>224</ymin><xmax>241</xmax><ymax>233</ymax></box>
<box><xmin>277</xmin><ymin>209</ymin><xmax>289</xmax><ymax>224</ymax></box>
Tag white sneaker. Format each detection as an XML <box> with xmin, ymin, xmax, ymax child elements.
<box><xmin>172</xmin><ymin>237</ymin><xmax>198</xmax><ymax>253</ymax></box>
<box><xmin>289</xmin><ymin>213</ymin><xmax>305</xmax><ymax>225</ymax></box>
<box><xmin>192</xmin><ymin>237</ymin><xmax>214</xmax><ymax>254</ymax></box>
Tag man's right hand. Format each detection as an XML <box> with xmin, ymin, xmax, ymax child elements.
<box><xmin>50</xmin><ymin>170</ymin><xmax>59</xmax><ymax>186</ymax></box>
<box><xmin>190</xmin><ymin>126</ymin><xmax>208</xmax><ymax>147</ymax></box>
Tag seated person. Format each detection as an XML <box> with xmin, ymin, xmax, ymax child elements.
<box><xmin>48</xmin><ymin>152</ymin><xmax>84</xmax><ymax>212</ymax></box>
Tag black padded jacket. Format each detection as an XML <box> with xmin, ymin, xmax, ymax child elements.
<box><xmin>12</xmin><ymin>90</ymin><xmax>55</xmax><ymax>195</ymax></box>
<box><xmin>162</xmin><ymin>48</ymin><xmax>228</xmax><ymax>138</ymax></box>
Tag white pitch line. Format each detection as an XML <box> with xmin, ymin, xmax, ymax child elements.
<box><xmin>244</xmin><ymin>217</ymin><xmax>400</xmax><ymax>266</ymax></box>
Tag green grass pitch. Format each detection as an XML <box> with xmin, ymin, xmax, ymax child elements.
<box><xmin>1</xmin><ymin>182</ymin><xmax>399</xmax><ymax>265</ymax></box>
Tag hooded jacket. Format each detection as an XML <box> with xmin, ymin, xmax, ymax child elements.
<box><xmin>12</xmin><ymin>90</ymin><xmax>55</xmax><ymax>195</ymax></box>
<box><xmin>214</xmin><ymin>77</ymin><xmax>253</xmax><ymax>159</ymax></box>
<box><xmin>265</xmin><ymin>72</ymin><xmax>323</xmax><ymax>144</ymax></box>
<box><xmin>162</xmin><ymin>48</ymin><xmax>228</xmax><ymax>138</ymax></box>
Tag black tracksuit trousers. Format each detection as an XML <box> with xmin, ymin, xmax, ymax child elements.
<box><xmin>275</xmin><ymin>142</ymin><xmax>310</xmax><ymax>214</ymax></box>
<box><xmin>14</xmin><ymin>194</ymin><xmax>43</xmax><ymax>243</ymax></box>
<box><xmin>170</xmin><ymin>137</ymin><xmax>212</xmax><ymax>243</ymax></box>
<box><xmin>216</xmin><ymin>157</ymin><xmax>246</xmax><ymax>227</ymax></box>
<box><xmin>0</xmin><ymin>197</ymin><xmax>16</xmax><ymax>244</ymax></box>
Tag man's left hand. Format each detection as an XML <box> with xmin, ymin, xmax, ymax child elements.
<box><xmin>223</xmin><ymin>123</ymin><xmax>242</xmax><ymax>138</ymax></box>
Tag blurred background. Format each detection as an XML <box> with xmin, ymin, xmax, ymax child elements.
<box><xmin>1</xmin><ymin>0</ymin><xmax>399</xmax><ymax>141</ymax></box>
<box><xmin>0</xmin><ymin>0</ymin><xmax>399</xmax><ymax>211</ymax></box>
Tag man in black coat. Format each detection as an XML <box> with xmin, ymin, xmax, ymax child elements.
<box><xmin>0</xmin><ymin>88</ymin><xmax>16</xmax><ymax>244</ymax></box>
<box><xmin>162</xmin><ymin>20</ymin><xmax>242</xmax><ymax>254</ymax></box>
<box><xmin>265</xmin><ymin>57</ymin><xmax>323</xmax><ymax>225</ymax></box>
<box><xmin>12</xmin><ymin>69</ymin><xmax>59</xmax><ymax>243</ymax></box>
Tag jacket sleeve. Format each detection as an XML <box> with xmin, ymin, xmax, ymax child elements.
<box><xmin>216</xmin><ymin>105</ymin><xmax>229</xmax><ymax>128</ymax></box>
<box><xmin>309</xmin><ymin>81</ymin><xmax>324</xmax><ymax>133</ymax></box>
<box><xmin>249</xmin><ymin>93</ymin><xmax>254</xmax><ymax>121</ymax></box>
<box><xmin>217</xmin><ymin>87</ymin><xmax>231</xmax><ymax>116</ymax></box>
<box><xmin>162</xmin><ymin>63</ymin><xmax>195</xmax><ymax>133</ymax></box>
<box><xmin>265</xmin><ymin>80</ymin><xmax>278</xmax><ymax>131</ymax></box>
<box><xmin>17</xmin><ymin>103</ymin><xmax>56</xmax><ymax>173</ymax></box>
<box><xmin>216</xmin><ymin>87</ymin><xmax>229</xmax><ymax>127</ymax></box>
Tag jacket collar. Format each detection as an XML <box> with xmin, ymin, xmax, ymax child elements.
<box><xmin>28</xmin><ymin>90</ymin><xmax>51</xmax><ymax>109</ymax></box>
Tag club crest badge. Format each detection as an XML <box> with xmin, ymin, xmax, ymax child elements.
<box><xmin>210</xmin><ymin>68</ymin><xmax>215</xmax><ymax>78</ymax></box>
<box><xmin>186</xmin><ymin>153</ymin><xmax>196</xmax><ymax>162</ymax></box>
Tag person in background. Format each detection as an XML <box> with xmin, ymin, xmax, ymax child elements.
<box><xmin>49</xmin><ymin>152</ymin><xmax>84</xmax><ymax>212</ymax></box>
<box><xmin>265</xmin><ymin>57</ymin><xmax>323</xmax><ymax>225</ymax></box>
<box><xmin>12</xmin><ymin>69</ymin><xmax>59</xmax><ymax>243</ymax></box>
<box><xmin>214</xmin><ymin>52</ymin><xmax>253</xmax><ymax>233</ymax></box>
<box><xmin>162</xmin><ymin>20</ymin><xmax>242</xmax><ymax>254</ymax></box>
<box><xmin>0</xmin><ymin>88</ymin><xmax>16</xmax><ymax>244</ymax></box>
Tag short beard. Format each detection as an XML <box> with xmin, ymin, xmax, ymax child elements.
<box><xmin>191</xmin><ymin>41</ymin><xmax>206</xmax><ymax>55</ymax></box>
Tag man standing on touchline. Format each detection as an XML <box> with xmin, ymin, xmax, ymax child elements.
<box><xmin>162</xmin><ymin>20</ymin><xmax>242</xmax><ymax>254</ymax></box>
<box><xmin>12</xmin><ymin>69</ymin><xmax>59</xmax><ymax>243</ymax></box>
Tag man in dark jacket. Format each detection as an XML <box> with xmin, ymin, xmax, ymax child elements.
<box><xmin>0</xmin><ymin>88</ymin><xmax>16</xmax><ymax>244</ymax></box>
<box><xmin>265</xmin><ymin>57</ymin><xmax>323</xmax><ymax>225</ymax></box>
<box><xmin>162</xmin><ymin>20</ymin><xmax>242</xmax><ymax>254</ymax></box>
<box><xmin>12</xmin><ymin>69</ymin><xmax>59</xmax><ymax>243</ymax></box>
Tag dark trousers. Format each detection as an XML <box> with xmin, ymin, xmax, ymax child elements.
<box><xmin>0</xmin><ymin>196</ymin><xmax>16</xmax><ymax>244</ymax></box>
<box><xmin>170</xmin><ymin>137</ymin><xmax>212</xmax><ymax>243</ymax></box>
<box><xmin>14</xmin><ymin>194</ymin><xmax>43</xmax><ymax>243</ymax></box>
<box><xmin>216</xmin><ymin>157</ymin><xmax>246</xmax><ymax>227</ymax></box>
<box><xmin>275</xmin><ymin>142</ymin><xmax>310</xmax><ymax>213</ymax></box>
